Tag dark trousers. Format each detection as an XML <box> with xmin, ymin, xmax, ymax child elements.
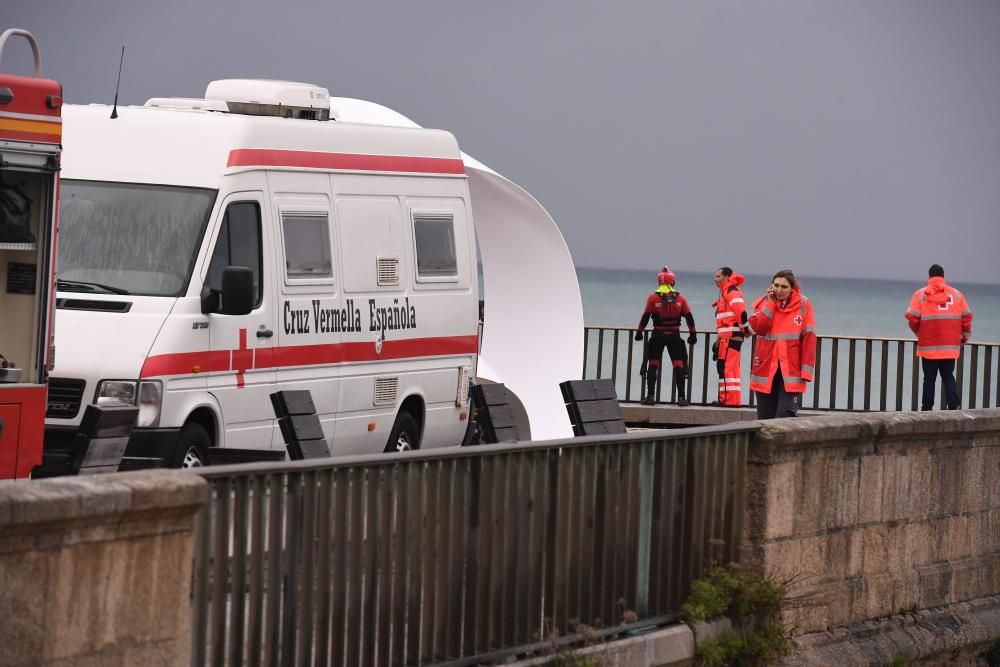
<box><xmin>921</xmin><ymin>358</ymin><xmax>960</xmax><ymax>410</ymax></box>
<box><xmin>755</xmin><ymin>367</ymin><xmax>801</xmax><ymax>420</ymax></box>
<box><xmin>647</xmin><ymin>332</ymin><xmax>688</xmax><ymax>400</ymax></box>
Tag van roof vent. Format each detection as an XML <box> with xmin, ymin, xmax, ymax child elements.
<box><xmin>205</xmin><ymin>79</ymin><xmax>337</xmax><ymax>121</ymax></box>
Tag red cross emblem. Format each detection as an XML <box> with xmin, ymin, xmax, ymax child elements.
<box><xmin>794</xmin><ymin>315</ymin><xmax>804</xmax><ymax>326</ymax></box>
<box><xmin>231</xmin><ymin>328</ymin><xmax>253</xmax><ymax>388</ymax></box>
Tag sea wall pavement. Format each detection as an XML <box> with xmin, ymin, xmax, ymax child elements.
<box><xmin>741</xmin><ymin>408</ymin><xmax>1000</xmax><ymax>663</ymax></box>
<box><xmin>0</xmin><ymin>470</ymin><xmax>208</xmax><ymax>667</ymax></box>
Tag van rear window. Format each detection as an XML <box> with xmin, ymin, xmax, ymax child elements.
<box><xmin>282</xmin><ymin>214</ymin><xmax>333</xmax><ymax>280</ymax></box>
<box><xmin>413</xmin><ymin>213</ymin><xmax>457</xmax><ymax>280</ymax></box>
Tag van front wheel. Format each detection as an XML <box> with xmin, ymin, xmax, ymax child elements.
<box><xmin>385</xmin><ymin>411</ymin><xmax>420</xmax><ymax>453</ymax></box>
<box><xmin>172</xmin><ymin>422</ymin><xmax>210</xmax><ymax>468</ymax></box>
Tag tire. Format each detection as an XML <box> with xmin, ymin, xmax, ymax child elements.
<box><xmin>385</xmin><ymin>411</ymin><xmax>420</xmax><ymax>453</ymax></box>
<box><xmin>171</xmin><ymin>422</ymin><xmax>210</xmax><ymax>468</ymax></box>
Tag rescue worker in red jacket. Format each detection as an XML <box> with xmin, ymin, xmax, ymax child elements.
<box><xmin>635</xmin><ymin>267</ymin><xmax>697</xmax><ymax>406</ymax></box>
<box><xmin>904</xmin><ymin>264</ymin><xmax>973</xmax><ymax>410</ymax></box>
<box><xmin>748</xmin><ymin>269</ymin><xmax>816</xmax><ymax>419</ymax></box>
<box><xmin>712</xmin><ymin>267</ymin><xmax>749</xmax><ymax>406</ymax></box>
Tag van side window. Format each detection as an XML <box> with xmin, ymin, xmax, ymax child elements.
<box><xmin>207</xmin><ymin>202</ymin><xmax>263</xmax><ymax>307</ymax></box>
<box><xmin>413</xmin><ymin>212</ymin><xmax>457</xmax><ymax>280</ymax></box>
<box><xmin>282</xmin><ymin>214</ymin><xmax>333</xmax><ymax>281</ymax></box>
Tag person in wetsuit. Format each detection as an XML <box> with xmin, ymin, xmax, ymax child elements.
<box><xmin>635</xmin><ymin>267</ymin><xmax>697</xmax><ymax>406</ymax></box>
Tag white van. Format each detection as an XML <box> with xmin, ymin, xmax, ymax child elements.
<box><xmin>45</xmin><ymin>80</ymin><xmax>479</xmax><ymax>466</ymax></box>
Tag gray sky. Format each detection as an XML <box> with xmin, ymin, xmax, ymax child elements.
<box><xmin>7</xmin><ymin>0</ymin><xmax>1000</xmax><ymax>284</ymax></box>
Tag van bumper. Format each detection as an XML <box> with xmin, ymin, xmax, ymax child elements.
<box><xmin>43</xmin><ymin>425</ymin><xmax>181</xmax><ymax>468</ymax></box>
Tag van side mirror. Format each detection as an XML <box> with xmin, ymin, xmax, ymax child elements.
<box><xmin>220</xmin><ymin>266</ymin><xmax>255</xmax><ymax>316</ymax></box>
<box><xmin>201</xmin><ymin>266</ymin><xmax>255</xmax><ymax>315</ymax></box>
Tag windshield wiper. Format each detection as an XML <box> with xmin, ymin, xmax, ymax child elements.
<box><xmin>56</xmin><ymin>278</ymin><xmax>130</xmax><ymax>295</ymax></box>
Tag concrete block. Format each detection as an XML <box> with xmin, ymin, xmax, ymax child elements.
<box><xmin>864</xmin><ymin>572</ymin><xmax>897</xmax><ymax>619</ymax></box>
<box><xmin>907</xmin><ymin>449</ymin><xmax>933</xmax><ymax>519</ymax></box>
<box><xmin>764</xmin><ymin>461</ymin><xmax>799</xmax><ymax>539</ymax></box>
<box><xmin>960</xmin><ymin>446</ymin><xmax>986</xmax><ymax>514</ymax></box>
<box><xmin>858</xmin><ymin>455</ymin><xmax>883</xmax><ymax>525</ymax></box>
<box><xmin>0</xmin><ymin>550</ymin><xmax>47</xmax><ymax>667</ymax></box>
<box><xmin>950</xmin><ymin>558</ymin><xmax>989</xmax><ymax>603</ymax></box>
<box><xmin>847</xmin><ymin>528</ymin><xmax>864</xmax><ymax>576</ymax></box>
<box><xmin>0</xmin><ymin>471</ymin><xmax>206</xmax><ymax>667</ymax></box>
<box><xmin>649</xmin><ymin>624</ymin><xmax>695</xmax><ymax>665</ymax></box>
<box><xmin>917</xmin><ymin>562</ymin><xmax>953</xmax><ymax>609</ymax></box>
<box><xmin>691</xmin><ymin>617</ymin><xmax>731</xmax><ymax>645</ymax></box>
<box><xmin>794</xmin><ymin>455</ymin><xmax>825</xmax><ymax>535</ymax></box>
<box><xmin>901</xmin><ymin>521</ymin><xmax>932</xmax><ymax>568</ymax></box>
<box><xmin>860</xmin><ymin>526</ymin><xmax>889</xmax><ymax>575</ymax></box>
<box><xmin>882</xmin><ymin>453</ymin><xmax>912</xmax><ymax>522</ymax></box>
<box><xmin>823</xmin><ymin>456</ymin><xmax>859</xmax><ymax>531</ymax></box>
<box><xmin>761</xmin><ymin>539</ymin><xmax>802</xmax><ymax>584</ymax></box>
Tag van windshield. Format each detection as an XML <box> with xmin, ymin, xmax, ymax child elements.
<box><xmin>58</xmin><ymin>180</ymin><xmax>217</xmax><ymax>296</ymax></box>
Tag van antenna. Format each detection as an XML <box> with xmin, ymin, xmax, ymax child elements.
<box><xmin>110</xmin><ymin>45</ymin><xmax>124</xmax><ymax>119</ymax></box>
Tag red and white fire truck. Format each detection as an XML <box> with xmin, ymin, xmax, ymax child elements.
<box><xmin>0</xmin><ymin>29</ymin><xmax>61</xmax><ymax>479</ymax></box>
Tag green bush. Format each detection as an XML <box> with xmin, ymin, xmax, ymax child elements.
<box><xmin>681</xmin><ymin>566</ymin><xmax>790</xmax><ymax>666</ymax></box>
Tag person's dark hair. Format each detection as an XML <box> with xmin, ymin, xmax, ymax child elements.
<box><xmin>718</xmin><ymin>266</ymin><xmax>733</xmax><ymax>278</ymax></box>
<box><xmin>928</xmin><ymin>264</ymin><xmax>944</xmax><ymax>278</ymax></box>
<box><xmin>771</xmin><ymin>269</ymin><xmax>798</xmax><ymax>290</ymax></box>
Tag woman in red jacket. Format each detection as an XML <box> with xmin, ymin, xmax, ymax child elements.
<box><xmin>748</xmin><ymin>269</ymin><xmax>817</xmax><ymax>419</ymax></box>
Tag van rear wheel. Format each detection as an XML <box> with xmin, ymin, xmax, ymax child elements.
<box><xmin>172</xmin><ymin>422</ymin><xmax>210</xmax><ymax>468</ymax></box>
<box><xmin>385</xmin><ymin>411</ymin><xmax>420</xmax><ymax>453</ymax></box>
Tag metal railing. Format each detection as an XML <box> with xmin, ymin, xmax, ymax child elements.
<box><xmin>190</xmin><ymin>424</ymin><xmax>754</xmax><ymax>666</ymax></box>
<box><xmin>583</xmin><ymin>326</ymin><xmax>1000</xmax><ymax>411</ymax></box>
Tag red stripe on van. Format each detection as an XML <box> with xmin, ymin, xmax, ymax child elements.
<box><xmin>227</xmin><ymin>149</ymin><xmax>466</xmax><ymax>175</ymax></box>
<box><xmin>140</xmin><ymin>350</ymin><xmax>231</xmax><ymax>378</ymax></box>
<box><xmin>139</xmin><ymin>335</ymin><xmax>478</xmax><ymax>378</ymax></box>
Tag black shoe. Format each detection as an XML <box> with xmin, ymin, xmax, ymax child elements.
<box><xmin>641</xmin><ymin>396</ymin><xmax>655</xmax><ymax>406</ymax></box>
<box><xmin>710</xmin><ymin>400</ymin><xmax>723</xmax><ymax>407</ymax></box>
<box><xmin>677</xmin><ymin>397</ymin><xmax>689</xmax><ymax>407</ymax></box>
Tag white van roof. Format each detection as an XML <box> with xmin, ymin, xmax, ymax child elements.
<box><xmin>61</xmin><ymin>98</ymin><xmax>462</xmax><ymax>187</ymax></box>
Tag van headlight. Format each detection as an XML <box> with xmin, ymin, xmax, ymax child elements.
<box><xmin>95</xmin><ymin>379</ymin><xmax>162</xmax><ymax>428</ymax></box>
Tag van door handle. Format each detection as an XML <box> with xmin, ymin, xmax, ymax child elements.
<box><xmin>256</xmin><ymin>328</ymin><xmax>274</xmax><ymax>339</ymax></box>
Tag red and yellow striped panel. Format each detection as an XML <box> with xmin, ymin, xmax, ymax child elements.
<box><xmin>0</xmin><ymin>73</ymin><xmax>62</xmax><ymax>145</ymax></box>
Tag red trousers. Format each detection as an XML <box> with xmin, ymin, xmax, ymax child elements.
<box><xmin>716</xmin><ymin>337</ymin><xmax>743</xmax><ymax>406</ymax></box>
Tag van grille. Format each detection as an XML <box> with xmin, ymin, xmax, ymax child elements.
<box><xmin>46</xmin><ymin>378</ymin><xmax>86</xmax><ymax>419</ymax></box>
<box><xmin>374</xmin><ymin>377</ymin><xmax>398</xmax><ymax>406</ymax></box>
<box><xmin>57</xmin><ymin>299</ymin><xmax>132</xmax><ymax>313</ymax></box>
<box><xmin>377</xmin><ymin>257</ymin><xmax>400</xmax><ymax>286</ymax></box>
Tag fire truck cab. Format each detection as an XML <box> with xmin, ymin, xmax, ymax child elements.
<box><xmin>0</xmin><ymin>29</ymin><xmax>61</xmax><ymax>479</ymax></box>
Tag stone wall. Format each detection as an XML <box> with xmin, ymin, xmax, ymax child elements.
<box><xmin>741</xmin><ymin>409</ymin><xmax>1000</xmax><ymax>658</ymax></box>
<box><xmin>0</xmin><ymin>471</ymin><xmax>208</xmax><ymax>667</ymax></box>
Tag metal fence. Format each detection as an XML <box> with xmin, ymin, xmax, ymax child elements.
<box><xmin>190</xmin><ymin>423</ymin><xmax>754</xmax><ymax>666</ymax></box>
<box><xmin>583</xmin><ymin>326</ymin><xmax>1000</xmax><ymax>411</ymax></box>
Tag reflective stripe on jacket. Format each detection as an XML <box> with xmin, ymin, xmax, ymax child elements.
<box><xmin>905</xmin><ymin>277</ymin><xmax>972</xmax><ymax>360</ymax></box>
<box><xmin>714</xmin><ymin>273</ymin><xmax>748</xmax><ymax>339</ymax></box>
<box><xmin>747</xmin><ymin>289</ymin><xmax>817</xmax><ymax>394</ymax></box>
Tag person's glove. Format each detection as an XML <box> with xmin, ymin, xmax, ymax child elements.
<box><xmin>634</xmin><ymin>331</ymin><xmax>643</xmax><ymax>341</ymax></box>
<box><xmin>711</xmin><ymin>340</ymin><xmax>719</xmax><ymax>361</ymax></box>
<box><xmin>687</xmin><ymin>334</ymin><xmax>697</xmax><ymax>345</ymax></box>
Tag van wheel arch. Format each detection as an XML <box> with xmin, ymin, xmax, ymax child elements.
<box><xmin>385</xmin><ymin>395</ymin><xmax>424</xmax><ymax>453</ymax></box>
<box><xmin>171</xmin><ymin>408</ymin><xmax>218</xmax><ymax>468</ymax></box>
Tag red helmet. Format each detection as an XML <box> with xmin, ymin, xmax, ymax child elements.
<box><xmin>657</xmin><ymin>267</ymin><xmax>676</xmax><ymax>286</ymax></box>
